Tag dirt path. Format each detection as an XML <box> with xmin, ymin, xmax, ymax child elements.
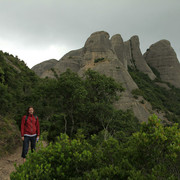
<box><xmin>0</xmin><ymin>145</ymin><xmax>23</xmax><ymax>180</ymax></box>
<box><xmin>0</xmin><ymin>141</ymin><xmax>47</xmax><ymax>180</ymax></box>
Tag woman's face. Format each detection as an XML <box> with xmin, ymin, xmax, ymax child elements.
<box><xmin>28</xmin><ymin>108</ymin><xmax>34</xmax><ymax>115</ymax></box>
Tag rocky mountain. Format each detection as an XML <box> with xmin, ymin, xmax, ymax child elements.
<box><xmin>32</xmin><ymin>31</ymin><xmax>180</xmax><ymax>122</ymax></box>
<box><xmin>32</xmin><ymin>59</ymin><xmax>58</xmax><ymax>78</ymax></box>
<box><xmin>143</xmin><ymin>40</ymin><xmax>180</xmax><ymax>88</ymax></box>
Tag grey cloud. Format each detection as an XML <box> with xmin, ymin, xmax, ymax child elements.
<box><xmin>0</xmin><ymin>0</ymin><xmax>179</xmax><ymax>66</ymax></box>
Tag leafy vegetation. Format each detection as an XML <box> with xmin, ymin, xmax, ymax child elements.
<box><xmin>0</xmin><ymin>51</ymin><xmax>40</xmax><ymax>156</ymax></box>
<box><xmin>0</xmin><ymin>115</ymin><xmax>21</xmax><ymax>157</ymax></box>
<box><xmin>10</xmin><ymin>115</ymin><xmax>180</xmax><ymax>179</ymax></box>
<box><xmin>0</xmin><ymin>51</ymin><xmax>40</xmax><ymax>118</ymax></box>
<box><xmin>94</xmin><ymin>57</ymin><xmax>105</xmax><ymax>63</ymax></box>
<box><xmin>46</xmin><ymin>69</ymin><xmax>126</xmax><ymax>140</ymax></box>
<box><xmin>0</xmin><ymin>51</ymin><xmax>137</xmax><ymax>153</ymax></box>
<box><xmin>128</xmin><ymin>67</ymin><xmax>180</xmax><ymax>124</ymax></box>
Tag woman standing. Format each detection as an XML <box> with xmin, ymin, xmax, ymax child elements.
<box><xmin>21</xmin><ymin>106</ymin><xmax>40</xmax><ymax>162</ymax></box>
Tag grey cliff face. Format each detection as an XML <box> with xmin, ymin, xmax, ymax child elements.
<box><xmin>31</xmin><ymin>31</ymin><xmax>161</xmax><ymax>122</ymax></box>
<box><xmin>84</xmin><ymin>31</ymin><xmax>111</xmax><ymax>52</ymax></box>
<box><xmin>31</xmin><ymin>59</ymin><xmax>58</xmax><ymax>77</ymax></box>
<box><xmin>144</xmin><ymin>40</ymin><xmax>180</xmax><ymax>88</ymax></box>
<box><xmin>53</xmin><ymin>48</ymin><xmax>83</xmax><ymax>75</ymax></box>
<box><xmin>81</xmin><ymin>31</ymin><xmax>117</xmax><ymax>69</ymax></box>
<box><xmin>110</xmin><ymin>34</ymin><xmax>126</xmax><ymax>68</ymax></box>
<box><xmin>125</xmin><ymin>36</ymin><xmax>156</xmax><ymax>80</ymax></box>
<box><xmin>31</xmin><ymin>31</ymin><xmax>180</xmax><ymax>122</ymax></box>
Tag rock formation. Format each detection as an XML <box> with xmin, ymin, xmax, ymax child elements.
<box><xmin>143</xmin><ymin>40</ymin><xmax>180</xmax><ymax>88</ymax></box>
<box><xmin>31</xmin><ymin>31</ymin><xmax>180</xmax><ymax>122</ymax></box>
<box><xmin>128</xmin><ymin>36</ymin><xmax>156</xmax><ymax>80</ymax></box>
<box><xmin>32</xmin><ymin>31</ymin><xmax>160</xmax><ymax>122</ymax></box>
<box><xmin>32</xmin><ymin>59</ymin><xmax>58</xmax><ymax>78</ymax></box>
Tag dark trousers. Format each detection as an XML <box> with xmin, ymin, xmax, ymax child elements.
<box><xmin>22</xmin><ymin>136</ymin><xmax>36</xmax><ymax>158</ymax></box>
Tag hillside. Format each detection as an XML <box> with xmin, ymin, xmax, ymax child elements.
<box><xmin>0</xmin><ymin>51</ymin><xmax>40</xmax><ymax>157</ymax></box>
<box><xmin>32</xmin><ymin>31</ymin><xmax>180</xmax><ymax>123</ymax></box>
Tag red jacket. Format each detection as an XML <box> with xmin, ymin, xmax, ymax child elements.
<box><xmin>21</xmin><ymin>114</ymin><xmax>40</xmax><ymax>137</ymax></box>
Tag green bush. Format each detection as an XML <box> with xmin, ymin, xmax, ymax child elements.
<box><xmin>0</xmin><ymin>116</ymin><xmax>21</xmax><ymax>157</ymax></box>
<box><xmin>128</xmin><ymin>67</ymin><xmax>180</xmax><ymax>124</ymax></box>
<box><xmin>94</xmin><ymin>57</ymin><xmax>104</xmax><ymax>63</ymax></box>
<box><xmin>11</xmin><ymin>115</ymin><xmax>180</xmax><ymax>179</ymax></box>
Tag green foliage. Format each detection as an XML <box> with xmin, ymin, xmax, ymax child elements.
<box><xmin>126</xmin><ymin>114</ymin><xmax>180</xmax><ymax>179</ymax></box>
<box><xmin>0</xmin><ymin>115</ymin><xmax>21</xmax><ymax>157</ymax></box>
<box><xmin>0</xmin><ymin>51</ymin><xmax>40</xmax><ymax>119</ymax></box>
<box><xmin>128</xmin><ymin>67</ymin><xmax>180</xmax><ymax>124</ymax></box>
<box><xmin>0</xmin><ymin>66</ymin><xmax>5</xmax><ymax>84</ymax></box>
<box><xmin>94</xmin><ymin>57</ymin><xmax>105</xmax><ymax>63</ymax></box>
<box><xmin>11</xmin><ymin>115</ymin><xmax>180</xmax><ymax>179</ymax></box>
<box><xmin>46</xmin><ymin>69</ymin><xmax>126</xmax><ymax>140</ymax></box>
<box><xmin>148</xmin><ymin>64</ymin><xmax>161</xmax><ymax>79</ymax></box>
<box><xmin>0</xmin><ymin>55</ymin><xmax>129</xmax><ymax>140</ymax></box>
<box><xmin>0</xmin><ymin>53</ymin><xmax>127</xmax><ymax>138</ymax></box>
<box><xmin>84</xmin><ymin>69</ymin><xmax>124</xmax><ymax>103</ymax></box>
<box><xmin>50</xmin><ymin>68</ymin><xmax>58</xmax><ymax>79</ymax></box>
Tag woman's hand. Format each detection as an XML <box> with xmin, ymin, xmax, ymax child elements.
<box><xmin>21</xmin><ymin>137</ymin><xmax>24</xmax><ymax>141</ymax></box>
<box><xmin>37</xmin><ymin>136</ymin><xmax>39</xmax><ymax>142</ymax></box>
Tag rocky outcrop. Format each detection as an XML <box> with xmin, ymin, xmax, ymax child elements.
<box><xmin>77</xmin><ymin>31</ymin><xmax>155</xmax><ymax>122</ymax></box>
<box><xmin>54</xmin><ymin>48</ymin><xmax>84</xmax><ymax>74</ymax></box>
<box><xmin>32</xmin><ymin>59</ymin><xmax>58</xmax><ymax>77</ymax></box>
<box><xmin>110</xmin><ymin>34</ymin><xmax>156</xmax><ymax>80</ymax></box>
<box><xmin>78</xmin><ymin>31</ymin><xmax>138</xmax><ymax>91</ymax></box>
<box><xmin>111</xmin><ymin>34</ymin><xmax>126</xmax><ymax>68</ymax></box>
<box><xmin>32</xmin><ymin>31</ymin><xmax>180</xmax><ymax>122</ymax></box>
<box><xmin>124</xmin><ymin>36</ymin><xmax>156</xmax><ymax>80</ymax></box>
<box><xmin>144</xmin><ymin>40</ymin><xmax>180</xmax><ymax>88</ymax></box>
<box><xmin>84</xmin><ymin>31</ymin><xmax>111</xmax><ymax>52</ymax></box>
<box><xmin>32</xmin><ymin>31</ymin><xmax>156</xmax><ymax>80</ymax></box>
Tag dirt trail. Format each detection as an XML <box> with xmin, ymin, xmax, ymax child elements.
<box><xmin>0</xmin><ymin>141</ymin><xmax>47</xmax><ymax>180</ymax></box>
<box><xmin>0</xmin><ymin>145</ymin><xmax>23</xmax><ymax>180</ymax></box>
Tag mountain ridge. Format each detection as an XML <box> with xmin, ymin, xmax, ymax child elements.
<box><xmin>31</xmin><ymin>31</ymin><xmax>180</xmax><ymax>122</ymax></box>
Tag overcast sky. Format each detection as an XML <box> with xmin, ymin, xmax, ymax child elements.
<box><xmin>0</xmin><ymin>0</ymin><xmax>179</xmax><ymax>68</ymax></box>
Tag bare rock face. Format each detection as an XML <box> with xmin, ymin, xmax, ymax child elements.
<box><xmin>83</xmin><ymin>59</ymin><xmax>156</xmax><ymax>122</ymax></box>
<box><xmin>78</xmin><ymin>31</ymin><xmax>138</xmax><ymax>92</ymax></box>
<box><xmin>84</xmin><ymin>31</ymin><xmax>111</xmax><ymax>52</ymax></box>
<box><xmin>67</xmin><ymin>31</ymin><xmax>158</xmax><ymax>122</ymax></box>
<box><xmin>111</xmin><ymin>34</ymin><xmax>127</xmax><ymax>68</ymax></box>
<box><xmin>32</xmin><ymin>59</ymin><xmax>58</xmax><ymax>77</ymax></box>
<box><xmin>31</xmin><ymin>31</ymin><xmax>172</xmax><ymax>122</ymax></box>
<box><xmin>81</xmin><ymin>31</ymin><xmax>117</xmax><ymax>69</ymax></box>
<box><xmin>123</xmin><ymin>40</ymin><xmax>133</xmax><ymax>68</ymax></box>
<box><xmin>144</xmin><ymin>40</ymin><xmax>180</xmax><ymax>88</ymax></box>
<box><xmin>125</xmin><ymin>36</ymin><xmax>156</xmax><ymax>80</ymax></box>
<box><xmin>54</xmin><ymin>48</ymin><xmax>83</xmax><ymax>75</ymax></box>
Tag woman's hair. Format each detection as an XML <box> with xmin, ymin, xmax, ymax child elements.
<box><xmin>26</xmin><ymin>106</ymin><xmax>34</xmax><ymax>115</ymax></box>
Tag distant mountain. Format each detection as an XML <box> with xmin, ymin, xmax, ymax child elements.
<box><xmin>31</xmin><ymin>31</ymin><xmax>180</xmax><ymax>122</ymax></box>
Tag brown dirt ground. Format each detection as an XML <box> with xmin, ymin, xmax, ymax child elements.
<box><xmin>0</xmin><ymin>145</ymin><xmax>22</xmax><ymax>180</ymax></box>
<box><xmin>0</xmin><ymin>141</ymin><xmax>47</xmax><ymax>180</ymax></box>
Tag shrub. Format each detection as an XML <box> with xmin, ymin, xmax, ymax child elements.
<box><xmin>94</xmin><ymin>57</ymin><xmax>104</xmax><ymax>63</ymax></box>
<box><xmin>11</xmin><ymin>115</ymin><xmax>180</xmax><ymax>179</ymax></box>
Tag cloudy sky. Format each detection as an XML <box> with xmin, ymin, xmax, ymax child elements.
<box><xmin>0</xmin><ymin>0</ymin><xmax>179</xmax><ymax>68</ymax></box>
